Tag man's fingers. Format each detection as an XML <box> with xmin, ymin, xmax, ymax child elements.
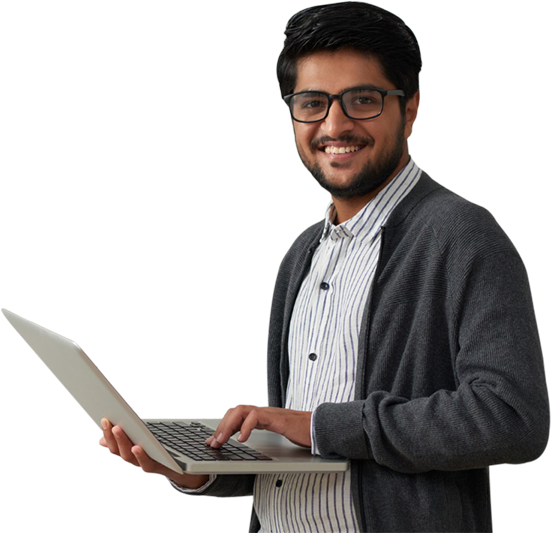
<box><xmin>112</xmin><ymin>425</ymin><xmax>140</xmax><ymax>466</ymax></box>
<box><xmin>132</xmin><ymin>446</ymin><xmax>211</xmax><ymax>489</ymax></box>
<box><xmin>101</xmin><ymin>418</ymin><xmax>120</xmax><ymax>455</ymax></box>
<box><xmin>207</xmin><ymin>405</ymin><xmax>266</xmax><ymax>448</ymax></box>
<box><xmin>132</xmin><ymin>445</ymin><xmax>163</xmax><ymax>474</ymax></box>
<box><xmin>209</xmin><ymin>406</ymin><xmax>258</xmax><ymax>447</ymax></box>
<box><xmin>208</xmin><ymin>431</ymin><xmax>229</xmax><ymax>449</ymax></box>
<box><xmin>100</xmin><ymin>417</ymin><xmax>140</xmax><ymax>467</ymax></box>
<box><xmin>238</xmin><ymin>410</ymin><xmax>261</xmax><ymax>443</ymax></box>
<box><xmin>208</xmin><ymin>408</ymin><xmax>239</xmax><ymax>448</ymax></box>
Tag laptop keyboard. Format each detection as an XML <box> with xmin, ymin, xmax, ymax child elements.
<box><xmin>146</xmin><ymin>421</ymin><xmax>273</xmax><ymax>462</ymax></box>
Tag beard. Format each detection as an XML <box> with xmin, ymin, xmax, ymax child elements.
<box><xmin>299</xmin><ymin>124</ymin><xmax>405</xmax><ymax>199</ymax></box>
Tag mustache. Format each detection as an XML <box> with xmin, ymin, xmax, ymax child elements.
<box><xmin>310</xmin><ymin>134</ymin><xmax>374</xmax><ymax>151</ymax></box>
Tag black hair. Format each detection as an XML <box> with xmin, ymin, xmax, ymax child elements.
<box><xmin>277</xmin><ymin>2</ymin><xmax>422</xmax><ymax>112</ymax></box>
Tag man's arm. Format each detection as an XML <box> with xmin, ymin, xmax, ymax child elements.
<box><xmin>312</xmin><ymin>250</ymin><xmax>550</xmax><ymax>473</ymax></box>
<box><xmin>208</xmin><ymin>250</ymin><xmax>549</xmax><ymax>474</ymax></box>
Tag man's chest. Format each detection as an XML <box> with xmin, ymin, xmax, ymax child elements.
<box><xmin>285</xmin><ymin>232</ymin><xmax>382</xmax><ymax>411</ymax></box>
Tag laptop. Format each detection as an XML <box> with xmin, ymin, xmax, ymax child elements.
<box><xmin>2</xmin><ymin>308</ymin><xmax>348</xmax><ymax>475</ymax></box>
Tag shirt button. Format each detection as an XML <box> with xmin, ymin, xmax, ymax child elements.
<box><xmin>276</xmin><ymin>479</ymin><xmax>283</xmax><ymax>488</ymax></box>
<box><xmin>320</xmin><ymin>282</ymin><xmax>330</xmax><ymax>291</ymax></box>
<box><xmin>309</xmin><ymin>353</ymin><xmax>318</xmax><ymax>361</ymax></box>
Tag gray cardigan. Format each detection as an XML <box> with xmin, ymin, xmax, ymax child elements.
<box><xmin>195</xmin><ymin>173</ymin><xmax>549</xmax><ymax>532</ymax></box>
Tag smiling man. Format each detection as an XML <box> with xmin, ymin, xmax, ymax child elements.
<box><xmin>100</xmin><ymin>2</ymin><xmax>549</xmax><ymax>532</ymax></box>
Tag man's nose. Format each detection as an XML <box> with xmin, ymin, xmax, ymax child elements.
<box><xmin>322</xmin><ymin>98</ymin><xmax>355</xmax><ymax>138</ymax></box>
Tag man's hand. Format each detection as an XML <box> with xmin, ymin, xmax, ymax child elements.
<box><xmin>99</xmin><ymin>418</ymin><xmax>209</xmax><ymax>490</ymax></box>
<box><xmin>205</xmin><ymin>406</ymin><xmax>312</xmax><ymax>449</ymax></box>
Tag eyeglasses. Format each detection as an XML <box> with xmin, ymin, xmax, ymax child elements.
<box><xmin>283</xmin><ymin>86</ymin><xmax>405</xmax><ymax>123</ymax></box>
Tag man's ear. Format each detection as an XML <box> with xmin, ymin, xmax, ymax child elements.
<box><xmin>404</xmin><ymin>91</ymin><xmax>420</xmax><ymax>140</ymax></box>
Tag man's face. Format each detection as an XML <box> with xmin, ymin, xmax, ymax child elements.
<box><xmin>291</xmin><ymin>49</ymin><xmax>418</xmax><ymax>199</ymax></box>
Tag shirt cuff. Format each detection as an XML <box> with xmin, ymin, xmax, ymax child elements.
<box><xmin>311</xmin><ymin>408</ymin><xmax>320</xmax><ymax>456</ymax></box>
<box><xmin>169</xmin><ymin>474</ymin><xmax>217</xmax><ymax>494</ymax></box>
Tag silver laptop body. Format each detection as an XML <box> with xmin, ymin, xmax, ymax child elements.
<box><xmin>2</xmin><ymin>309</ymin><xmax>348</xmax><ymax>475</ymax></box>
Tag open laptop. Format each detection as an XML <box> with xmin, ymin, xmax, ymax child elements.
<box><xmin>2</xmin><ymin>308</ymin><xmax>348</xmax><ymax>475</ymax></box>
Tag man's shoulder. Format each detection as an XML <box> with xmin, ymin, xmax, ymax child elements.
<box><xmin>418</xmin><ymin>187</ymin><xmax>499</xmax><ymax>232</ymax></box>
<box><xmin>389</xmin><ymin>172</ymin><xmax>491</xmax><ymax>228</ymax></box>
<box><xmin>392</xmin><ymin>172</ymin><xmax>518</xmax><ymax>258</ymax></box>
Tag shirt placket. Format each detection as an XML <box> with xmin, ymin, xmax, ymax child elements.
<box><xmin>306</xmin><ymin>228</ymin><xmax>352</xmax><ymax>410</ymax></box>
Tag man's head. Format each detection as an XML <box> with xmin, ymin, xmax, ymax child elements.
<box><xmin>277</xmin><ymin>2</ymin><xmax>422</xmax><ymax>202</ymax></box>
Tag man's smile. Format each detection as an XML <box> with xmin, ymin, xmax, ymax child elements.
<box><xmin>323</xmin><ymin>145</ymin><xmax>363</xmax><ymax>154</ymax></box>
<box><xmin>312</xmin><ymin>137</ymin><xmax>371</xmax><ymax>163</ymax></box>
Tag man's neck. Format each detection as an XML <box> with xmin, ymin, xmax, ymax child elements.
<box><xmin>331</xmin><ymin>155</ymin><xmax>410</xmax><ymax>225</ymax></box>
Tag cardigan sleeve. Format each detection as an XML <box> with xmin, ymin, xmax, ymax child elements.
<box><xmin>313</xmin><ymin>249</ymin><xmax>550</xmax><ymax>474</ymax></box>
<box><xmin>169</xmin><ymin>475</ymin><xmax>218</xmax><ymax>494</ymax></box>
<box><xmin>170</xmin><ymin>473</ymin><xmax>255</xmax><ymax>497</ymax></box>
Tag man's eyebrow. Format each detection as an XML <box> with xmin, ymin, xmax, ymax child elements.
<box><xmin>298</xmin><ymin>84</ymin><xmax>384</xmax><ymax>93</ymax></box>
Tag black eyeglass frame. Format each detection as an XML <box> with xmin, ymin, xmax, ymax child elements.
<box><xmin>283</xmin><ymin>86</ymin><xmax>406</xmax><ymax>123</ymax></box>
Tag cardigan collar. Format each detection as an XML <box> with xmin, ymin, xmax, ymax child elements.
<box><xmin>301</xmin><ymin>167</ymin><xmax>443</xmax><ymax>265</ymax></box>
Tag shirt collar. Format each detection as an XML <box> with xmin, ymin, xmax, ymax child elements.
<box><xmin>320</xmin><ymin>158</ymin><xmax>422</xmax><ymax>244</ymax></box>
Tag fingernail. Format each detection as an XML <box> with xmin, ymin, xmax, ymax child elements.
<box><xmin>217</xmin><ymin>433</ymin><xmax>223</xmax><ymax>442</ymax></box>
<box><xmin>237</xmin><ymin>433</ymin><xmax>244</xmax><ymax>442</ymax></box>
<box><xmin>205</xmin><ymin>436</ymin><xmax>213</xmax><ymax>445</ymax></box>
<box><xmin>101</xmin><ymin>419</ymin><xmax>108</xmax><ymax>430</ymax></box>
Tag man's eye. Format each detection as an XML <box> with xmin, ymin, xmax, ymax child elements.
<box><xmin>354</xmin><ymin>97</ymin><xmax>375</xmax><ymax>105</ymax></box>
<box><xmin>302</xmin><ymin>99</ymin><xmax>323</xmax><ymax>109</ymax></box>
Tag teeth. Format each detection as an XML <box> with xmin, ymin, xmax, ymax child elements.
<box><xmin>324</xmin><ymin>145</ymin><xmax>362</xmax><ymax>154</ymax></box>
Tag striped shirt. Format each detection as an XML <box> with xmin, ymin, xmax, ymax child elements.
<box><xmin>254</xmin><ymin>159</ymin><xmax>422</xmax><ymax>532</ymax></box>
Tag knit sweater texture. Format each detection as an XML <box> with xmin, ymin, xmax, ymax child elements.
<box><xmin>192</xmin><ymin>173</ymin><xmax>549</xmax><ymax>532</ymax></box>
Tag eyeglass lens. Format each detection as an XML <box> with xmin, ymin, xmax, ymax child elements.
<box><xmin>290</xmin><ymin>88</ymin><xmax>384</xmax><ymax>122</ymax></box>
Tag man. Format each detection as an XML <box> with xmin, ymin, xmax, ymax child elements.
<box><xmin>100</xmin><ymin>2</ymin><xmax>549</xmax><ymax>531</ymax></box>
